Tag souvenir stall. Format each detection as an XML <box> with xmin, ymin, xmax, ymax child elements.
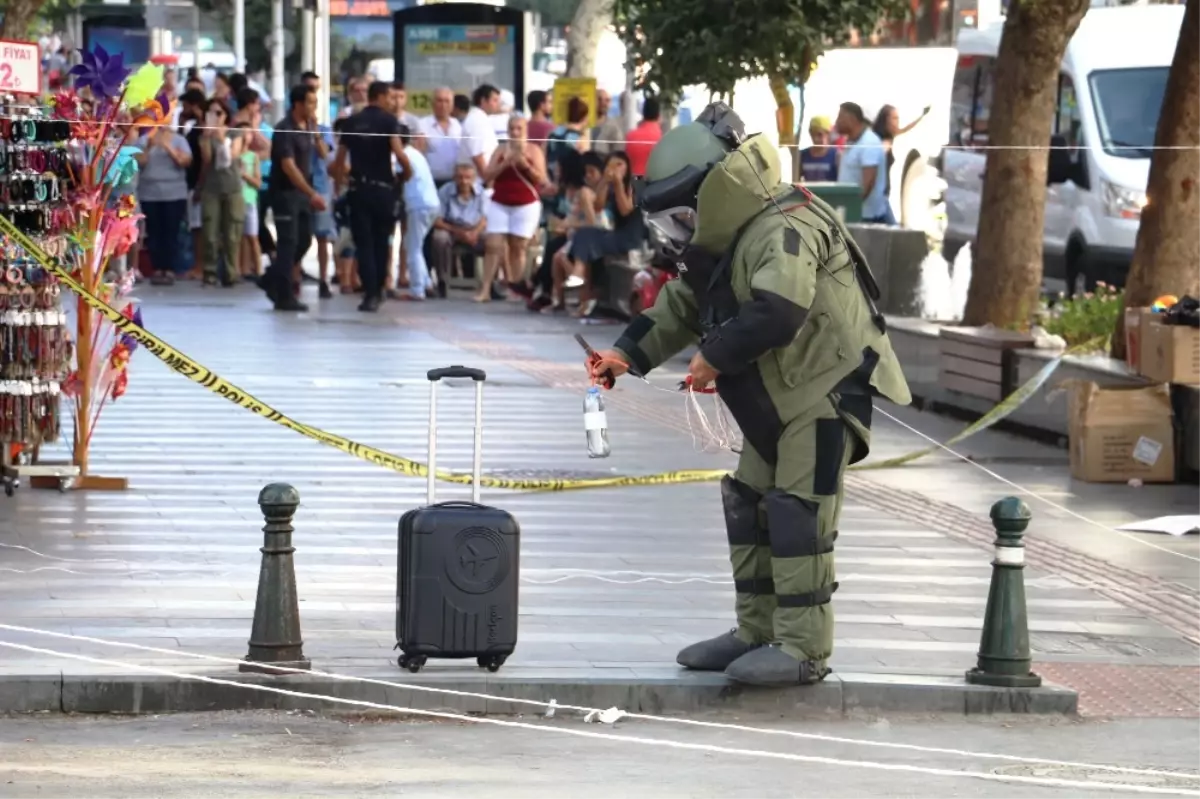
<box><xmin>0</xmin><ymin>102</ymin><xmax>78</xmax><ymax>493</ymax></box>
<box><xmin>0</xmin><ymin>48</ymin><xmax>166</xmax><ymax>494</ymax></box>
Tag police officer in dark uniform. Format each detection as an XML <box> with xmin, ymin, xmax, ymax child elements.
<box><xmin>261</xmin><ymin>83</ymin><xmax>327</xmax><ymax>312</ymax></box>
<box><xmin>331</xmin><ymin>81</ymin><xmax>413</xmax><ymax>312</ymax></box>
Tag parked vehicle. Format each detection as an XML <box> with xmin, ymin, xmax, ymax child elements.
<box><xmin>940</xmin><ymin>4</ymin><xmax>1182</xmax><ymax>294</ymax></box>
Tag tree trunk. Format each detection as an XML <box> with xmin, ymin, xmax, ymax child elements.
<box><xmin>566</xmin><ymin>0</ymin><xmax>615</xmax><ymax>79</ymax></box>
<box><xmin>0</xmin><ymin>0</ymin><xmax>48</xmax><ymax>39</ymax></box>
<box><xmin>961</xmin><ymin>0</ymin><xmax>1089</xmax><ymax>328</ymax></box>
<box><xmin>777</xmin><ymin>48</ymin><xmax>813</xmax><ymax>183</ymax></box>
<box><xmin>1110</xmin><ymin>0</ymin><xmax>1200</xmax><ymax>360</ymax></box>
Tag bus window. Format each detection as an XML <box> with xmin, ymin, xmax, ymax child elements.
<box><xmin>949</xmin><ymin>57</ymin><xmax>978</xmax><ymax>146</ymax></box>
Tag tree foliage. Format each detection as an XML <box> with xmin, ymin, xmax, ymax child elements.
<box><xmin>613</xmin><ymin>0</ymin><xmax>905</xmax><ymax>104</ymax></box>
<box><xmin>0</xmin><ymin>0</ymin><xmax>49</xmax><ymax>39</ymax></box>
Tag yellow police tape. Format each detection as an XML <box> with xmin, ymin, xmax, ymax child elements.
<box><xmin>0</xmin><ymin>214</ymin><xmax>1065</xmax><ymax>491</ymax></box>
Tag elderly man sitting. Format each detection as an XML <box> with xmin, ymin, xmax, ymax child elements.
<box><xmin>428</xmin><ymin>162</ymin><xmax>487</xmax><ymax>296</ymax></box>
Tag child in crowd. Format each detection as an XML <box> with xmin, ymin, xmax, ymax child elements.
<box><xmin>330</xmin><ymin>117</ymin><xmax>359</xmax><ymax>294</ymax></box>
<box><xmin>397</xmin><ymin>124</ymin><xmax>440</xmax><ymax>300</ymax></box>
<box><xmin>235</xmin><ymin>122</ymin><xmax>262</xmax><ymax>279</ymax></box>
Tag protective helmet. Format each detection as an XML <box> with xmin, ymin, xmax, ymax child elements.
<box><xmin>640</xmin><ymin>103</ymin><xmax>747</xmax><ymax>256</ymax></box>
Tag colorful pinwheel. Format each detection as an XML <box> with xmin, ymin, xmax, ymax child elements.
<box><xmin>68</xmin><ymin>45</ymin><xmax>131</xmax><ymax>100</ymax></box>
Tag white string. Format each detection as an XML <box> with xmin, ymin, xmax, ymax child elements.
<box><xmin>0</xmin><ymin>541</ymin><xmax>129</xmax><ymax>565</ymax></box>
<box><xmin>608</xmin><ymin>375</ymin><xmax>1200</xmax><ymax>566</ymax></box>
<box><xmin>685</xmin><ymin>389</ymin><xmax>739</xmax><ymax>453</ymax></box>
<box><xmin>0</xmin><ymin>632</ymin><xmax>1195</xmax><ymax>793</ymax></box>
<box><xmin>0</xmin><ymin>560</ymin><xmax>1193</xmax><ymax>594</ymax></box>
<box><xmin>48</xmin><ymin>116</ymin><xmax>1197</xmax><ymax>153</ymax></box>
<box><xmin>871</xmin><ymin>405</ymin><xmax>1200</xmax><ymax>565</ymax></box>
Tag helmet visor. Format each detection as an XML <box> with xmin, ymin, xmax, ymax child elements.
<box><xmin>639</xmin><ymin>164</ymin><xmax>708</xmax><ymax>214</ymax></box>
<box><xmin>646</xmin><ymin>206</ymin><xmax>697</xmax><ymax>255</ymax></box>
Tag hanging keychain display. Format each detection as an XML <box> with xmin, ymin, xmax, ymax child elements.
<box><xmin>0</xmin><ymin>101</ymin><xmax>77</xmax><ymax>493</ymax></box>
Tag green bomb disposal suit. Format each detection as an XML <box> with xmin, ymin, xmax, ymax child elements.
<box><xmin>610</xmin><ymin>103</ymin><xmax>912</xmax><ymax>687</ymax></box>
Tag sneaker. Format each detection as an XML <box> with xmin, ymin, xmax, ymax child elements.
<box><xmin>319</xmin><ymin>281</ymin><xmax>333</xmax><ymax>300</ymax></box>
<box><xmin>273</xmin><ymin>298</ymin><xmax>309</xmax><ymax>312</ymax></box>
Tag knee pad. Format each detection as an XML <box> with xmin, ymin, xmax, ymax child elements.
<box><xmin>763</xmin><ymin>489</ymin><xmax>836</xmax><ymax>559</ymax></box>
<box><xmin>721</xmin><ymin>476</ymin><xmax>764</xmax><ymax>548</ymax></box>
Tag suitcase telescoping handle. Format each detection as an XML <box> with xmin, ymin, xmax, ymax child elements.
<box><xmin>426</xmin><ymin>366</ymin><xmax>487</xmax><ymax>505</ymax></box>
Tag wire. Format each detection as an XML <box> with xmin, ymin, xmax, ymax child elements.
<box><xmin>20</xmin><ymin>114</ymin><xmax>1196</xmax><ymax>152</ymax></box>
<box><xmin>587</xmin><ymin>354</ymin><xmax>736</xmax><ymax>452</ymax></box>
<box><xmin>583</xmin><ymin>349</ymin><xmax>1200</xmax><ymax>565</ymax></box>
<box><xmin>872</xmin><ymin>405</ymin><xmax>1200</xmax><ymax>565</ymax></box>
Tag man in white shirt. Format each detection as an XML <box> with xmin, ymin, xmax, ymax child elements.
<box><xmin>398</xmin><ymin>129</ymin><xmax>442</xmax><ymax>300</ymax></box>
<box><xmin>834</xmin><ymin>101</ymin><xmax>890</xmax><ymax>224</ymax></box>
<box><xmin>417</xmin><ymin>87</ymin><xmax>462</xmax><ymax>190</ymax></box>
<box><xmin>458</xmin><ymin>83</ymin><xmax>501</xmax><ymax>177</ymax></box>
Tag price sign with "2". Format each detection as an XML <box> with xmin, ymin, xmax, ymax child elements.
<box><xmin>0</xmin><ymin>40</ymin><xmax>41</xmax><ymax>95</ymax></box>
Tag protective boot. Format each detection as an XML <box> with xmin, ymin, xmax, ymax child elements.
<box><xmin>724</xmin><ymin>644</ymin><xmax>830</xmax><ymax>687</ymax></box>
<box><xmin>676</xmin><ymin>628</ymin><xmax>760</xmax><ymax>671</ymax></box>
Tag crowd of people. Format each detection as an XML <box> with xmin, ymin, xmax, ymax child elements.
<box><xmin>797</xmin><ymin>100</ymin><xmax>930</xmax><ymax>226</ymax></box>
<box><xmin>124</xmin><ymin>66</ymin><xmax>665</xmax><ymax>318</ymax></box>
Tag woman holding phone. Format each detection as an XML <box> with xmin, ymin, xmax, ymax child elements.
<box><xmin>197</xmin><ymin>98</ymin><xmax>246</xmax><ymax>287</ymax></box>
<box><xmin>475</xmin><ymin>114</ymin><xmax>547</xmax><ymax>302</ymax></box>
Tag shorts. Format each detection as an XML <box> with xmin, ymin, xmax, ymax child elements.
<box><xmin>485</xmin><ymin>199</ymin><xmax>541</xmax><ymax>239</ymax></box>
<box><xmin>335</xmin><ymin>227</ymin><xmax>354</xmax><ymax>258</ymax></box>
<box><xmin>187</xmin><ymin>194</ymin><xmax>202</xmax><ymax>230</ymax></box>
<box><xmin>314</xmin><ymin>206</ymin><xmax>335</xmax><ymax>239</ymax></box>
<box><xmin>243</xmin><ymin>204</ymin><xmax>259</xmax><ymax>237</ymax></box>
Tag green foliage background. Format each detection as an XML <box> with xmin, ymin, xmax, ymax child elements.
<box><xmin>614</xmin><ymin>0</ymin><xmax>907</xmax><ymax>103</ymax></box>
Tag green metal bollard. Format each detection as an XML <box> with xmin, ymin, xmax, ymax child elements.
<box><xmin>240</xmin><ymin>483</ymin><xmax>312</xmax><ymax>675</ymax></box>
<box><xmin>966</xmin><ymin>497</ymin><xmax>1042</xmax><ymax>688</ymax></box>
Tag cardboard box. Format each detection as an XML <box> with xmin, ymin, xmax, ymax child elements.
<box><xmin>1124</xmin><ymin>307</ymin><xmax>1151</xmax><ymax>372</ymax></box>
<box><xmin>1140</xmin><ymin>315</ymin><xmax>1200</xmax><ymax>385</ymax></box>
<box><xmin>1068</xmin><ymin>381</ymin><xmax>1176</xmax><ymax>483</ymax></box>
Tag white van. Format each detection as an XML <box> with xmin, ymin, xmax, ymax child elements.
<box><xmin>940</xmin><ymin>4</ymin><xmax>1182</xmax><ymax>294</ymax></box>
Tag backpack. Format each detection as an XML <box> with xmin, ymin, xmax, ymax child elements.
<box><xmin>545</xmin><ymin>126</ymin><xmax>579</xmax><ymax>167</ymax></box>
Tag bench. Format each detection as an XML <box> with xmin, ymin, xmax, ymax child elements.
<box><xmin>938</xmin><ymin>327</ymin><xmax>1035</xmax><ymax>402</ymax></box>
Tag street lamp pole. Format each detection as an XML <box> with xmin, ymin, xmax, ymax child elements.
<box><xmin>234</xmin><ymin>0</ymin><xmax>246</xmax><ymax>70</ymax></box>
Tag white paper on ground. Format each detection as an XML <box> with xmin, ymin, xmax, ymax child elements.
<box><xmin>1114</xmin><ymin>515</ymin><xmax>1200</xmax><ymax>537</ymax></box>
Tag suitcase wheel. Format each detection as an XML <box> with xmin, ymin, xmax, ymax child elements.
<box><xmin>477</xmin><ymin>655</ymin><xmax>507</xmax><ymax>673</ymax></box>
<box><xmin>398</xmin><ymin>654</ymin><xmax>427</xmax><ymax>673</ymax></box>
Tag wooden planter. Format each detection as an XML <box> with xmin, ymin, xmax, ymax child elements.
<box><xmin>938</xmin><ymin>327</ymin><xmax>1036</xmax><ymax>402</ymax></box>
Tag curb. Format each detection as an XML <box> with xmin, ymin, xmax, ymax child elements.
<box><xmin>1</xmin><ymin>671</ymin><xmax>1077</xmax><ymax>717</ymax></box>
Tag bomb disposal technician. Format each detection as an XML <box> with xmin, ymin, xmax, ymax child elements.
<box><xmin>589</xmin><ymin>104</ymin><xmax>912</xmax><ymax>687</ymax></box>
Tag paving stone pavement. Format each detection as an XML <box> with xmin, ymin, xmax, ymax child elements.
<box><xmin>0</xmin><ymin>283</ymin><xmax>1196</xmax><ymax>716</ymax></box>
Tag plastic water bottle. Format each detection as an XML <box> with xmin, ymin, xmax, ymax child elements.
<box><xmin>583</xmin><ymin>386</ymin><xmax>611</xmax><ymax>459</ymax></box>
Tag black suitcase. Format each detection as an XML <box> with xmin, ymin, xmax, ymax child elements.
<box><xmin>395</xmin><ymin>365</ymin><xmax>520</xmax><ymax>674</ymax></box>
